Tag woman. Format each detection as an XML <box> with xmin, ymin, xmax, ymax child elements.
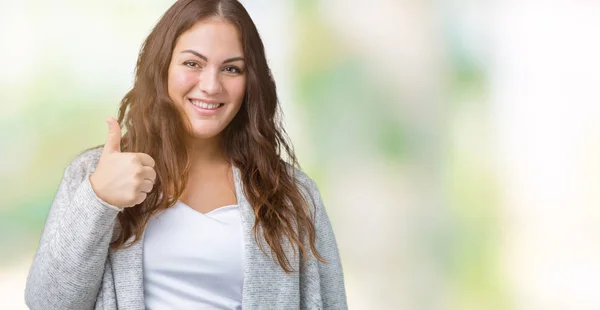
<box><xmin>24</xmin><ymin>0</ymin><xmax>347</xmax><ymax>309</ymax></box>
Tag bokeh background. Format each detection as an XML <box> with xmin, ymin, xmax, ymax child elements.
<box><xmin>2</xmin><ymin>0</ymin><xmax>600</xmax><ymax>309</ymax></box>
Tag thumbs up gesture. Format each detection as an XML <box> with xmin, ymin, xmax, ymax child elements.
<box><xmin>90</xmin><ymin>117</ymin><xmax>157</xmax><ymax>209</ymax></box>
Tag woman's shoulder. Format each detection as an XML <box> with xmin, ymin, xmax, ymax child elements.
<box><xmin>284</xmin><ymin>164</ymin><xmax>326</xmax><ymax>216</ymax></box>
<box><xmin>63</xmin><ymin>146</ymin><xmax>104</xmax><ymax>180</ymax></box>
<box><xmin>284</xmin><ymin>164</ymin><xmax>319</xmax><ymax>195</ymax></box>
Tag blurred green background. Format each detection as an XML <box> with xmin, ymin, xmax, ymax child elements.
<box><xmin>2</xmin><ymin>1</ymin><xmax>600</xmax><ymax>309</ymax></box>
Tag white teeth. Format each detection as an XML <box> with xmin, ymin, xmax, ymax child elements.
<box><xmin>190</xmin><ymin>100</ymin><xmax>222</xmax><ymax>109</ymax></box>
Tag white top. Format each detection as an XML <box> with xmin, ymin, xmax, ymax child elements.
<box><xmin>143</xmin><ymin>201</ymin><xmax>244</xmax><ymax>310</ymax></box>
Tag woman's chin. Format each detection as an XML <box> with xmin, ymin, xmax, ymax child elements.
<box><xmin>189</xmin><ymin>125</ymin><xmax>223</xmax><ymax>140</ymax></box>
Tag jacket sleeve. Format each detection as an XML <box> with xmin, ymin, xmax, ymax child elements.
<box><xmin>303</xmin><ymin>176</ymin><xmax>349</xmax><ymax>310</ymax></box>
<box><xmin>25</xmin><ymin>151</ymin><xmax>122</xmax><ymax>310</ymax></box>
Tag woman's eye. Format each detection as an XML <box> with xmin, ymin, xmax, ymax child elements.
<box><xmin>224</xmin><ymin>66</ymin><xmax>242</xmax><ymax>74</ymax></box>
<box><xmin>183</xmin><ymin>61</ymin><xmax>200</xmax><ymax>68</ymax></box>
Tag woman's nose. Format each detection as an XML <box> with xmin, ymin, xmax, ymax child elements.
<box><xmin>198</xmin><ymin>69</ymin><xmax>222</xmax><ymax>95</ymax></box>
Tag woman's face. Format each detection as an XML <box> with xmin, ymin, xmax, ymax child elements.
<box><xmin>168</xmin><ymin>17</ymin><xmax>246</xmax><ymax>140</ymax></box>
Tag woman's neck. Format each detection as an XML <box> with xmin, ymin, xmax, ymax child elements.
<box><xmin>187</xmin><ymin>135</ymin><xmax>228</xmax><ymax>170</ymax></box>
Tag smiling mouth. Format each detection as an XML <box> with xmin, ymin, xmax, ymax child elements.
<box><xmin>189</xmin><ymin>99</ymin><xmax>224</xmax><ymax>110</ymax></box>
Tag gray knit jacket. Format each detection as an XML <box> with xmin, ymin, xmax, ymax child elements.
<box><xmin>25</xmin><ymin>148</ymin><xmax>347</xmax><ymax>309</ymax></box>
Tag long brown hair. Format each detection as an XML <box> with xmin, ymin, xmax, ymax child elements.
<box><xmin>107</xmin><ymin>0</ymin><xmax>324</xmax><ymax>272</ymax></box>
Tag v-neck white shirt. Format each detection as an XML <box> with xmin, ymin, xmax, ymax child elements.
<box><xmin>143</xmin><ymin>201</ymin><xmax>244</xmax><ymax>310</ymax></box>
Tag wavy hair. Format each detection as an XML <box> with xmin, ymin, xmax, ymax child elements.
<box><xmin>105</xmin><ymin>0</ymin><xmax>324</xmax><ymax>272</ymax></box>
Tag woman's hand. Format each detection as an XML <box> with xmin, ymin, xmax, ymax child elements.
<box><xmin>90</xmin><ymin>117</ymin><xmax>156</xmax><ymax>209</ymax></box>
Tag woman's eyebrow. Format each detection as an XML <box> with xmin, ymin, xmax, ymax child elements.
<box><xmin>181</xmin><ymin>49</ymin><xmax>245</xmax><ymax>64</ymax></box>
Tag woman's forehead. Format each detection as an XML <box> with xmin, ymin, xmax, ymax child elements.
<box><xmin>174</xmin><ymin>18</ymin><xmax>243</xmax><ymax>56</ymax></box>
